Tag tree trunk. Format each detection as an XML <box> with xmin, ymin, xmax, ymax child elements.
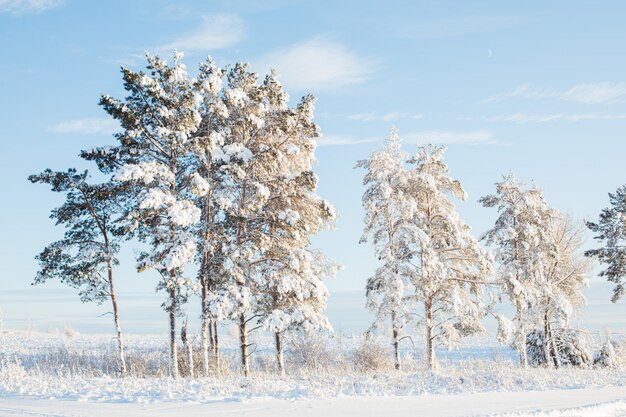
<box><xmin>512</xmin><ymin>220</ymin><xmax>528</xmax><ymax>369</ymax></box>
<box><xmin>168</xmin><ymin>283</ymin><xmax>179</xmax><ymax>378</ymax></box>
<box><xmin>543</xmin><ymin>310</ymin><xmax>553</xmax><ymax>368</ymax></box>
<box><xmin>213</xmin><ymin>321</ymin><xmax>219</xmax><ymax>353</ymax></box>
<box><xmin>201</xmin><ymin>317</ymin><xmax>209</xmax><ymax>376</ymax></box>
<box><xmin>200</xmin><ymin>193</ymin><xmax>213</xmax><ymax>377</ymax></box>
<box><xmin>209</xmin><ymin>319</ymin><xmax>214</xmax><ymax>352</ymax></box>
<box><xmin>239</xmin><ymin>314</ymin><xmax>249</xmax><ymax>376</ymax></box>
<box><xmin>213</xmin><ymin>320</ymin><xmax>220</xmax><ymax>370</ymax></box>
<box><xmin>107</xmin><ymin>259</ymin><xmax>126</xmax><ymax>376</ymax></box>
<box><xmin>517</xmin><ymin>311</ymin><xmax>528</xmax><ymax>369</ymax></box>
<box><xmin>200</xmin><ymin>275</ymin><xmax>210</xmax><ymax>377</ymax></box>
<box><xmin>391</xmin><ymin>308</ymin><xmax>401</xmax><ymax>370</ymax></box>
<box><xmin>548</xmin><ymin>323</ymin><xmax>561</xmax><ymax>369</ymax></box>
<box><xmin>425</xmin><ymin>298</ymin><xmax>436</xmax><ymax>370</ymax></box>
<box><xmin>275</xmin><ymin>331</ymin><xmax>285</xmax><ymax>375</ymax></box>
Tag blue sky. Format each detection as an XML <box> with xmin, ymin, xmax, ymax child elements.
<box><xmin>1</xmin><ymin>0</ymin><xmax>625</xmax><ymax>333</ymax></box>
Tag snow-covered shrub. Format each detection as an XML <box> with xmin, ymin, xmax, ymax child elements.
<box><xmin>0</xmin><ymin>357</ymin><xmax>27</xmax><ymax>382</ymax></box>
<box><xmin>594</xmin><ymin>341</ymin><xmax>620</xmax><ymax>368</ymax></box>
<box><xmin>353</xmin><ymin>338</ymin><xmax>392</xmax><ymax>372</ymax></box>
<box><xmin>526</xmin><ymin>329</ymin><xmax>591</xmax><ymax>368</ymax></box>
<box><xmin>64</xmin><ymin>325</ymin><xmax>79</xmax><ymax>339</ymax></box>
<box><xmin>286</xmin><ymin>332</ymin><xmax>336</xmax><ymax>372</ymax></box>
<box><xmin>125</xmin><ymin>349</ymin><xmax>169</xmax><ymax>377</ymax></box>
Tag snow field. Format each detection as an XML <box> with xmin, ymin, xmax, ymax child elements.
<box><xmin>1</xmin><ymin>331</ymin><xmax>624</xmax><ymax>405</ymax></box>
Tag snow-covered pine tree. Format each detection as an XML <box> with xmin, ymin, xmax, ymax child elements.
<box><xmin>357</xmin><ymin>129</ymin><xmax>415</xmax><ymax>370</ymax></box>
<box><xmin>198</xmin><ymin>64</ymin><xmax>338</xmax><ymax>376</ymax></box>
<box><xmin>82</xmin><ymin>51</ymin><xmax>202</xmax><ymax>378</ymax></box>
<box><xmin>586</xmin><ymin>185</ymin><xmax>626</xmax><ymax>302</ymax></box>
<box><xmin>197</xmin><ymin>63</ymin><xmax>287</xmax><ymax>376</ymax></box>
<box><xmin>404</xmin><ymin>145</ymin><xmax>493</xmax><ymax>370</ymax></box>
<box><xmin>480</xmin><ymin>174</ymin><xmax>558</xmax><ymax>368</ymax></box>
<box><xmin>189</xmin><ymin>57</ymin><xmax>229</xmax><ymax>376</ymax></box>
<box><xmin>29</xmin><ymin>169</ymin><xmax>128</xmax><ymax>375</ymax></box>
<box><xmin>254</xmin><ymin>73</ymin><xmax>338</xmax><ymax>375</ymax></box>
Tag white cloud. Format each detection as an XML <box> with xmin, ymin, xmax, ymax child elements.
<box><xmin>0</xmin><ymin>0</ymin><xmax>63</xmax><ymax>14</ymax></box>
<box><xmin>48</xmin><ymin>118</ymin><xmax>119</xmax><ymax>135</ymax></box>
<box><xmin>347</xmin><ymin>112</ymin><xmax>424</xmax><ymax>122</ymax></box>
<box><xmin>157</xmin><ymin>15</ymin><xmax>244</xmax><ymax>54</ymax></box>
<box><xmin>259</xmin><ymin>38</ymin><xmax>379</xmax><ymax>92</ymax></box>
<box><xmin>483</xmin><ymin>82</ymin><xmax>626</xmax><ymax>104</ymax></box>
<box><xmin>317</xmin><ymin>130</ymin><xmax>502</xmax><ymax>147</ymax></box>
<box><xmin>560</xmin><ymin>83</ymin><xmax>626</xmax><ymax>104</ymax></box>
<box><xmin>487</xmin><ymin>113</ymin><xmax>626</xmax><ymax>123</ymax></box>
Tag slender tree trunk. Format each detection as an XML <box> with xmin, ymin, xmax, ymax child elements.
<box><xmin>107</xmin><ymin>259</ymin><xmax>126</xmax><ymax>376</ymax></box>
<box><xmin>517</xmin><ymin>310</ymin><xmax>528</xmax><ymax>369</ymax></box>
<box><xmin>425</xmin><ymin>298</ymin><xmax>436</xmax><ymax>370</ymax></box>
<box><xmin>168</xmin><ymin>282</ymin><xmax>179</xmax><ymax>378</ymax></box>
<box><xmin>213</xmin><ymin>321</ymin><xmax>219</xmax><ymax>354</ymax></box>
<box><xmin>543</xmin><ymin>310</ymin><xmax>553</xmax><ymax>368</ymax></box>
<box><xmin>239</xmin><ymin>314</ymin><xmax>249</xmax><ymax>376</ymax></box>
<box><xmin>200</xmin><ymin>275</ymin><xmax>210</xmax><ymax>377</ymax></box>
<box><xmin>391</xmin><ymin>308</ymin><xmax>401</xmax><ymax>370</ymax></box>
<box><xmin>200</xmin><ymin>317</ymin><xmax>209</xmax><ymax>376</ymax></box>
<box><xmin>275</xmin><ymin>331</ymin><xmax>285</xmax><ymax>375</ymax></box>
<box><xmin>199</xmin><ymin>193</ymin><xmax>213</xmax><ymax>377</ymax></box>
<box><xmin>548</xmin><ymin>322</ymin><xmax>561</xmax><ymax>369</ymax></box>
<box><xmin>511</xmin><ymin>219</ymin><xmax>528</xmax><ymax>369</ymax></box>
<box><xmin>208</xmin><ymin>319</ymin><xmax>215</xmax><ymax>352</ymax></box>
<box><xmin>213</xmin><ymin>321</ymin><xmax>220</xmax><ymax>370</ymax></box>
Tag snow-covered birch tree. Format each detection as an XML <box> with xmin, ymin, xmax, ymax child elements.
<box><xmin>586</xmin><ymin>185</ymin><xmax>626</xmax><ymax>303</ymax></box>
<box><xmin>82</xmin><ymin>51</ymin><xmax>202</xmax><ymax>378</ymax></box>
<box><xmin>538</xmin><ymin>214</ymin><xmax>591</xmax><ymax>367</ymax></box>
<box><xmin>404</xmin><ymin>145</ymin><xmax>493</xmax><ymax>370</ymax></box>
<box><xmin>29</xmin><ymin>169</ymin><xmax>128</xmax><ymax>375</ymax></box>
<box><xmin>480</xmin><ymin>174</ymin><xmax>558</xmax><ymax>368</ymax></box>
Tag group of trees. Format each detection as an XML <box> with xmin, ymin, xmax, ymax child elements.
<box><xmin>31</xmin><ymin>52</ymin><xmax>626</xmax><ymax>377</ymax></box>
<box><xmin>358</xmin><ymin>130</ymin><xmax>623</xmax><ymax>370</ymax></box>
<box><xmin>358</xmin><ymin>131</ymin><xmax>492</xmax><ymax>370</ymax></box>
<box><xmin>31</xmin><ymin>51</ymin><xmax>338</xmax><ymax>377</ymax></box>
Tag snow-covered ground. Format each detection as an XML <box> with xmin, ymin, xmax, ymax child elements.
<box><xmin>0</xmin><ymin>331</ymin><xmax>624</xmax><ymax>416</ymax></box>
<box><xmin>0</xmin><ymin>387</ymin><xmax>624</xmax><ymax>417</ymax></box>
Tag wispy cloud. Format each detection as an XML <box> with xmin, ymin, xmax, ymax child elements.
<box><xmin>0</xmin><ymin>0</ymin><xmax>63</xmax><ymax>14</ymax></box>
<box><xmin>347</xmin><ymin>112</ymin><xmax>424</xmax><ymax>122</ymax></box>
<box><xmin>156</xmin><ymin>14</ymin><xmax>244</xmax><ymax>54</ymax></box>
<box><xmin>487</xmin><ymin>113</ymin><xmax>626</xmax><ymax>123</ymax></box>
<box><xmin>48</xmin><ymin>118</ymin><xmax>119</xmax><ymax>135</ymax></box>
<box><xmin>483</xmin><ymin>82</ymin><xmax>626</xmax><ymax>104</ymax></box>
<box><xmin>317</xmin><ymin>130</ymin><xmax>502</xmax><ymax>147</ymax></box>
<box><xmin>259</xmin><ymin>37</ymin><xmax>380</xmax><ymax>92</ymax></box>
<box><xmin>391</xmin><ymin>15</ymin><xmax>536</xmax><ymax>39</ymax></box>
